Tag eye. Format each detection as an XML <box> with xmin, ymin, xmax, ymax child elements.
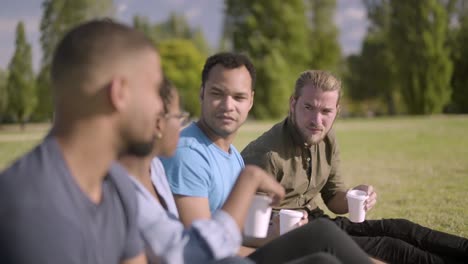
<box><xmin>211</xmin><ymin>90</ymin><xmax>222</xmax><ymax>97</ymax></box>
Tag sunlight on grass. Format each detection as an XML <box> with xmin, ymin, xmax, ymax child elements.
<box><xmin>235</xmin><ymin>116</ymin><xmax>468</xmax><ymax>237</ymax></box>
<box><xmin>1</xmin><ymin>116</ymin><xmax>467</xmax><ymax>237</ymax></box>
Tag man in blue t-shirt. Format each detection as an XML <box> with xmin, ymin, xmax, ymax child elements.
<box><xmin>162</xmin><ymin>122</ymin><xmax>245</xmax><ymax>212</ymax></box>
<box><xmin>162</xmin><ymin>52</ymin><xmax>255</xmax><ymax>223</ymax></box>
<box><xmin>0</xmin><ymin>20</ymin><xmax>163</xmax><ymax>264</ymax></box>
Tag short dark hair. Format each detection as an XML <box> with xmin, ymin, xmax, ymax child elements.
<box><xmin>51</xmin><ymin>19</ymin><xmax>156</xmax><ymax>90</ymax></box>
<box><xmin>201</xmin><ymin>52</ymin><xmax>256</xmax><ymax>90</ymax></box>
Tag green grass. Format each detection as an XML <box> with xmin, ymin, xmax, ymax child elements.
<box><xmin>234</xmin><ymin>116</ymin><xmax>468</xmax><ymax>238</ymax></box>
<box><xmin>1</xmin><ymin>116</ymin><xmax>467</xmax><ymax>237</ymax></box>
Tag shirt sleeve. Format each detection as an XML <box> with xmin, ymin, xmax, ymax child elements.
<box><xmin>161</xmin><ymin>146</ymin><xmax>212</xmax><ymax>198</ymax></box>
<box><xmin>242</xmin><ymin>148</ymin><xmax>278</xmax><ymax>179</ymax></box>
<box><xmin>137</xmin><ymin>191</ymin><xmax>241</xmax><ymax>263</ymax></box>
<box><xmin>120</xmin><ymin>176</ymin><xmax>145</xmax><ymax>260</ymax></box>
<box><xmin>320</xmin><ymin>132</ymin><xmax>347</xmax><ymax>204</ymax></box>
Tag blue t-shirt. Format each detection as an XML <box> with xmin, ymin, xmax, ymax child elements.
<box><xmin>161</xmin><ymin>123</ymin><xmax>245</xmax><ymax>212</ymax></box>
<box><xmin>129</xmin><ymin>157</ymin><xmax>242</xmax><ymax>264</ymax></box>
<box><xmin>0</xmin><ymin>136</ymin><xmax>143</xmax><ymax>264</ymax></box>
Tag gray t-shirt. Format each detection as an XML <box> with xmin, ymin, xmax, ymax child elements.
<box><xmin>0</xmin><ymin>136</ymin><xmax>143</xmax><ymax>264</ymax></box>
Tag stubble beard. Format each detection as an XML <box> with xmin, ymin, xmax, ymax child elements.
<box><xmin>290</xmin><ymin>111</ymin><xmax>327</xmax><ymax>146</ymax></box>
<box><xmin>125</xmin><ymin>136</ymin><xmax>156</xmax><ymax>157</ymax></box>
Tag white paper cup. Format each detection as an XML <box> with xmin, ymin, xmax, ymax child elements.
<box><xmin>244</xmin><ymin>195</ymin><xmax>272</xmax><ymax>238</ymax></box>
<box><xmin>346</xmin><ymin>190</ymin><xmax>369</xmax><ymax>223</ymax></box>
<box><xmin>279</xmin><ymin>209</ymin><xmax>303</xmax><ymax>235</ymax></box>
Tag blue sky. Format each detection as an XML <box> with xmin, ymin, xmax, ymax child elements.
<box><xmin>0</xmin><ymin>0</ymin><xmax>368</xmax><ymax>72</ymax></box>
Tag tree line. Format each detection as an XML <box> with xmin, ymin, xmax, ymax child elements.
<box><xmin>1</xmin><ymin>0</ymin><xmax>468</xmax><ymax>128</ymax></box>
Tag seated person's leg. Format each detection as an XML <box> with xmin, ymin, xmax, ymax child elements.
<box><xmin>337</xmin><ymin>217</ymin><xmax>468</xmax><ymax>262</ymax></box>
<box><xmin>247</xmin><ymin>218</ymin><xmax>372</xmax><ymax>264</ymax></box>
<box><xmin>285</xmin><ymin>252</ymin><xmax>342</xmax><ymax>264</ymax></box>
<box><xmin>209</xmin><ymin>256</ymin><xmax>255</xmax><ymax>264</ymax></box>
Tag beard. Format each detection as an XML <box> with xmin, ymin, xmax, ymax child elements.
<box><xmin>289</xmin><ymin>112</ymin><xmax>330</xmax><ymax>146</ymax></box>
<box><xmin>124</xmin><ymin>137</ymin><xmax>156</xmax><ymax>157</ymax></box>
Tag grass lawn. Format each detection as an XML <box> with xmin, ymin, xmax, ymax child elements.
<box><xmin>234</xmin><ymin>115</ymin><xmax>468</xmax><ymax>237</ymax></box>
<box><xmin>1</xmin><ymin>116</ymin><xmax>467</xmax><ymax>237</ymax></box>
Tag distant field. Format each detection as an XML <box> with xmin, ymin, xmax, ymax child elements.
<box><xmin>1</xmin><ymin>116</ymin><xmax>467</xmax><ymax>237</ymax></box>
<box><xmin>235</xmin><ymin>115</ymin><xmax>468</xmax><ymax>237</ymax></box>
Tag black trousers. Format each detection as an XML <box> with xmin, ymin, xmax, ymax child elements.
<box><xmin>308</xmin><ymin>209</ymin><xmax>468</xmax><ymax>264</ymax></box>
<box><xmin>247</xmin><ymin>218</ymin><xmax>371</xmax><ymax>264</ymax></box>
<box><xmin>213</xmin><ymin>253</ymin><xmax>342</xmax><ymax>264</ymax></box>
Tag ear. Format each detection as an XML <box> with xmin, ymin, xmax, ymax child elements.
<box><xmin>108</xmin><ymin>76</ymin><xmax>128</xmax><ymax>111</ymax></box>
<box><xmin>248</xmin><ymin>90</ymin><xmax>255</xmax><ymax>111</ymax></box>
<box><xmin>336</xmin><ymin>104</ymin><xmax>341</xmax><ymax>117</ymax></box>
<box><xmin>199</xmin><ymin>85</ymin><xmax>204</xmax><ymax>100</ymax></box>
<box><xmin>289</xmin><ymin>96</ymin><xmax>296</xmax><ymax>114</ymax></box>
<box><xmin>155</xmin><ymin>115</ymin><xmax>166</xmax><ymax>139</ymax></box>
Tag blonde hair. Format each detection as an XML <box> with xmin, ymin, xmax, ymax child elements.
<box><xmin>292</xmin><ymin>70</ymin><xmax>342</xmax><ymax>105</ymax></box>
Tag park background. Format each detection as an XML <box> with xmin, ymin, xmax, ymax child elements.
<box><xmin>0</xmin><ymin>0</ymin><xmax>467</xmax><ymax>237</ymax></box>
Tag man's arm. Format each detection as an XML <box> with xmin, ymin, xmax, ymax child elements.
<box><xmin>162</xmin><ymin>147</ymin><xmax>213</xmax><ymax>226</ymax></box>
<box><xmin>120</xmin><ymin>253</ymin><xmax>147</xmax><ymax>264</ymax></box>
<box><xmin>326</xmin><ymin>185</ymin><xmax>378</xmax><ymax>214</ymax></box>
<box><xmin>174</xmin><ymin>195</ymin><xmax>211</xmax><ymax>227</ymax></box>
<box><xmin>325</xmin><ymin>190</ymin><xmax>348</xmax><ymax>214</ymax></box>
<box><xmin>221</xmin><ymin>165</ymin><xmax>285</xmax><ymax>254</ymax></box>
<box><xmin>221</xmin><ymin>165</ymin><xmax>284</xmax><ymax>231</ymax></box>
<box><xmin>173</xmin><ymin>192</ymin><xmax>256</xmax><ymax>256</ymax></box>
<box><xmin>321</xmin><ymin>131</ymin><xmax>349</xmax><ymax>214</ymax></box>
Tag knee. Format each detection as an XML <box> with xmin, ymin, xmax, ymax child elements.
<box><xmin>300</xmin><ymin>218</ymin><xmax>344</xmax><ymax>238</ymax></box>
<box><xmin>298</xmin><ymin>252</ymin><xmax>341</xmax><ymax>264</ymax></box>
<box><xmin>382</xmin><ymin>218</ymin><xmax>419</xmax><ymax>232</ymax></box>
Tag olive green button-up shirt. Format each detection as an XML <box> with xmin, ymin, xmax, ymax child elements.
<box><xmin>241</xmin><ymin>118</ymin><xmax>346</xmax><ymax>212</ymax></box>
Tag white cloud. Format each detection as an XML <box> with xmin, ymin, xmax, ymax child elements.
<box><xmin>0</xmin><ymin>17</ymin><xmax>40</xmax><ymax>34</ymax></box>
<box><xmin>117</xmin><ymin>3</ymin><xmax>128</xmax><ymax>14</ymax></box>
<box><xmin>335</xmin><ymin>6</ymin><xmax>367</xmax><ymax>26</ymax></box>
<box><xmin>184</xmin><ymin>7</ymin><xmax>201</xmax><ymax>21</ymax></box>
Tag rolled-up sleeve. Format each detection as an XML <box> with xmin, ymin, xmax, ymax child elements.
<box><xmin>191</xmin><ymin>210</ymin><xmax>242</xmax><ymax>259</ymax></box>
<box><xmin>135</xmin><ymin>180</ymin><xmax>241</xmax><ymax>264</ymax></box>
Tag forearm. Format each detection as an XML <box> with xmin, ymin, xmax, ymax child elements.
<box><xmin>237</xmin><ymin>246</ymin><xmax>256</xmax><ymax>257</ymax></box>
<box><xmin>326</xmin><ymin>191</ymin><xmax>348</xmax><ymax>214</ymax></box>
<box><xmin>221</xmin><ymin>167</ymin><xmax>262</xmax><ymax>229</ymax></box>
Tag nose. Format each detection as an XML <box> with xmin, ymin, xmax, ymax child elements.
<box><xmin>220</xmin><ymin>95</ymin><xmax>235</xmax><ymax>111</ymax></box>
<box><xmin>310</xmin><ymin>111</ymin><xmax>322</xmax><ymax>126</ymax></box>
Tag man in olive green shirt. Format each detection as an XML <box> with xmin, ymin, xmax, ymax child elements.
<box><xmin>242</xmin><ymin>70</ymin><xmax>468</xmax><ymax>264</ymax></box>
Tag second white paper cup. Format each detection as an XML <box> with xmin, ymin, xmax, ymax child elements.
<box><xmin>346</xmin><ymin>189</ymin><xmax>368</xmax><ymax>223</ymax></box>
<box><xmin>244</xmin><ymin>194</ymin><xmax>272</xmax><ymax>238</ymax></box>
<box><xmin>279</xmin><ymin>209</ymin><xmax>303</xmax><ymax>235</ymax></box>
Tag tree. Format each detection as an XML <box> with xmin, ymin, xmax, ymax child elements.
<box><xmin>345</xmin><ymin>0</ymin><xmax>400</xmax><ymax>115</ymax></box>
<box><xmin>133</xmin><ymin>12</ymin><xmax>211</xmax><ymax>54</ymax></box>
<box><xmin>35</xmin><ymin>0</ymin><xmax>114</xmax><ymax>121</ymax></box>
<box><xmin>448</xmin><ymin>1</ymin><xmax>468</xmax><ymax>113</ymax></box>
<box><xmin>6</xmin><ymin>22</ymin><xmax>36</xmax><ymax>129</ymax></box>
<box><xmin>389</xmin><ymin>0</ymin><xmax>452</xmax><ymax>114</ymax></box>
<box><xmin>224</xmin><ymin>0</ymin><xmax>310</xmax><ymax>119</ymax></box>
<box><xmin>0</xmin><ymin>69</ymin><xmax>8</xmax><ymax>123</ymax></box>
<box><xmin>306</xmin><ymin>0</ymin><xmax>341</xmax><ymax>72</ymax></box>
<box><xmin>158</xmin><ymin>39</ymin><xmax>205</xmax><ymax>117</ymax></box>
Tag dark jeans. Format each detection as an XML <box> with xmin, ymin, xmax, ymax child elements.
<box><xmin>213</xmin><ymin>253</ymin><xmax>342</xmax><ymax>264</ymax></box>
<box><xmin>307</xmin><ymin>208</ymin><xmax>468</xmax><ymax>264</ymax></box>
<box><xmin>247</xmin><ymin>218</ymin><xmax>371</xmax><ymax>264</ymax></box>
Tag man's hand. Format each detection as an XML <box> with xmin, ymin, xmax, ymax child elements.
<box><xmin>296</xmin><ymin>209</ymin><xmax>308</xmax><ymax>227</ymax></box>
<box><xmin>352</xmin><ymin>185</ymin><xmax>377</xmax><ymax>211</ymax></box>
<box><xmin>254</xmin><ymin>166</ymin><xmax>285</xmax><ymax>206</ymax></box>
